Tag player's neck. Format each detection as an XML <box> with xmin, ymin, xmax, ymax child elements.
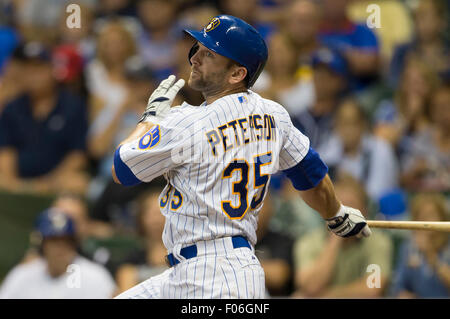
<box><xmin>203</xmin><ymin>86</ymin><xmax>248</xmax><ymax>105</ymax></box>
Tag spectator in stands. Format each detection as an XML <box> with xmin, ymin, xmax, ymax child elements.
<box><xmin>136</xmin><ymin>0</ymin><xmax>181</xmax><ymax>80</ymax></box>
<box><xmin>0</xmin><ymin>44</ymin><xmax>27</xmax><ymax>114</ymax></box>
<box><xmin>219</xmin><ymin>0</ymin><xmax>275</xmax><ymax>40</ymax></box>
<box><xmin>85</xmin><ymin>19</ymin><xmax>138</xmax><ymax>184</ymax></box>
<box><xmin>255</xmin><ymin>192</ymin><xmax>295</xmax><ymax>297</ymax></box>
<box><xmin>256</xmin><ymin>32</ymin><xmax>301</xmax><ymax>105</ymax></box>
<box><xmin>293</xmin><ymin>175</ymin><xmax>393</xmax><ymax>298</ymax></box>
<box><xmin>400</xmin><ymin>83</ymin><xmax>450</xmax><ymax>192</ymax></box>
<box><xmin>56</xmin><ymin>3</ymin><xmax>97</xmax><ymax>65</ymax></box>
<box><xmin>88</xmin><ymin>55</ymin><xmax>154</xmax><ymax>176</ymax></box>
<box><xmin>284</xmin><ymin>0</ymin><xmax>322</xmax><ymax>65</ymax></box>
<box><xmin>255</xmin><ymin>0</ymin><xmax>322</xmax><ymax>113</ymax></box>
<box><xmin>0</xmin><ymin>42</ymin><xmax>89</xmax><ymax>195</ymax></box>
<box><xmin>389</xmin><ymin>0</ymin><xmax>450</xmax><ymax>88</ymax></box>
<box><xmin>11</xmin><ymin>0</ymin><xmax>68</xmax><ymax>43</ymax></box>
<box><xmin>0</xmin><ymin>22</ymin><xmax>19</xmax><ymax>74</ymax></box>
<box><xmin>292</xmin><ymin>47</ymin><xmax>348</xmax><ymax>160</ymax></box>
<box><xmin>52</xmin><ymin>44</ymin><xmax>87</xmax><ymax>100</ymax></box>
<box><xmin>390</xmin><ymin>193</ymin><xmax>450</xmax><ymax>298</ymax></box>
<box><xmin>52</xmin><ymin>192</ymin><xmax>114</xmax><ymax>240</ymax></box>
<box><xmin>318</xmin><ymin>0</ymin><xmax>380</xmax><ymax>91</ymax></box>
<box><xmin>374</xmin><ymin>57</ymin><xmax>440</xmax><ymax>158</ymax></box>
<box><xmin>115</xmin><ymin>189</ymin><xmax>168</xmax><ymax>294</ymax></box>
<box><xmin>96</xmin><ymin>0</ymin><xmax>137</xmax><ymax>18</ymax></box>
<box><xmin>346</xmin><ymin>0</ymin><xmax>414</xmax><ymax>67</ymax></box>
<box><xmin>0</xmin><ymin>208</ymin><xmax>116</xmax><ymax>298</ymax></box>
<box><xmin>22</xmin><ymin>193</ymin><xmax>115</xmax><ymax>268</ymax></box>
<box><xmin>330</xmin><ymin>98</ymin><xmax>399</xmax><ymax>201</ymax></box>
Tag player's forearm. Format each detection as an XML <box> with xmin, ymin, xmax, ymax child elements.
<box><xmin>299</xmin><ymin>174</ymin><xmax>341</xmax><ymax>220</ymax></box>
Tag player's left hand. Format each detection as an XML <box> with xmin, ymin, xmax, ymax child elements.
<box><xmin>139</xmin><ymin>75</ymin><xmax>185</xmax><ymax>123</ymax></box>
<box><xmin>326</xmin><ymin>205</ymin><xmax>372</xmax><ymax>238</ymax></box>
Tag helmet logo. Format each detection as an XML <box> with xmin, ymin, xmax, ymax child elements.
<box><xmin>204</xmin><ymin>17</ymin><xmax>220</xmax><ymax>32</ymax></box>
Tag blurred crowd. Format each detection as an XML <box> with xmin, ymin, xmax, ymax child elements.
<box><xmin>0</xmin><ymin>0</ymin><xmax>449</xmax><ymax>298</ymax></box>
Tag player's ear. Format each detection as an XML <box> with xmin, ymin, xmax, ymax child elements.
<box><xmin>228</xmin><ymin>65</ymin><xmax>247</xmax><ymax>86</ymax></box>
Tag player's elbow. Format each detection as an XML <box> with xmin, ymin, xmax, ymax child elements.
<box><xmin>283</xmin><ymin>147</ymin><xmax>328</xmax><ymax>191</ymax></box>
<box><xmin>112</xmin><ymin>147</ymin><xmax>142</xmax><ymax>186</ymax></box>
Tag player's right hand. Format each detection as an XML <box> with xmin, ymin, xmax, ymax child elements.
<box><xmin>326</xmin><ymin>205</ymin><xmax>372</xmax><ymax>238</ymax></box>
<box><xmin>139</xmin><ymin>75</ymin><xmax>185</xmax><ymax>123</ymax></box>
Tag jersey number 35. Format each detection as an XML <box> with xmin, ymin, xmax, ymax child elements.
<box><xmin>221</xmin><ymin>152</ymin><xmax>272</xmax><ymax>220</ymax></box>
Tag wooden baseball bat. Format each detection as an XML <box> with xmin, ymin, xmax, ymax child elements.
<box><xmin>367</xmin><ymin>220</ymin><xmax>450</xmax><ymax>232</ymax></box>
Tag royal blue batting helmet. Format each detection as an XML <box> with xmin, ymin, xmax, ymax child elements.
<box><xmin>35</xmin><ymin>208</ymin><xmax>76</xmax><ymax>239</ymax></box>
<box><xmin>184</xmin><ymin>15</ymin><xmax>268</xmax><ymax>88</ymax></box>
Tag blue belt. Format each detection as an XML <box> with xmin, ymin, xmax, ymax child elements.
<box><xmin>165</xmin><ymin>236</ymin><xmax>251</xmax><ymax>267</ymax></box>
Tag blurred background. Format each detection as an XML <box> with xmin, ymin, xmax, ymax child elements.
<box><xmin>0</xmin><ymin>0</ymin><xmax>449</xmax><ymax>298</ymax></box>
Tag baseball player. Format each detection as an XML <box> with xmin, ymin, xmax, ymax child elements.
<box><xmin>112</xmin><ymin>15</ymin><xmax>371</xmax><ymax>299</ymax></box>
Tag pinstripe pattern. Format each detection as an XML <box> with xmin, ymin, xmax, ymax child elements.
<box><xmin>117</xmin><ymin>90</ymin><xmax>309</xmax><ymax>298</ymax></box>
<box><xmin>157</xmin><ymin>242</ymin><xmax>266</xmax><ymax>299</ymax></box>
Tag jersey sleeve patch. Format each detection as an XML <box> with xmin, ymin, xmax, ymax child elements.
<box><xmin>138</xmin><ymin>125</ymin><xmax>160</xmax><ymax>150</ymax></box>
<box><xmin>282</xmin><ymin>147</ymin><xmax>328</xmax><ymax>190</ymax></box>
<box><xmin>113</xmin><ymin>146</ymin><xmax>142</xmax><ymax>186</ymax></box>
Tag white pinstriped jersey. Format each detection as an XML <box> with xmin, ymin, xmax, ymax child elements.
<box><xmin>118</xmin><ymin>90</ymin><xmax>310</xmax><ymax>252</ymax></box>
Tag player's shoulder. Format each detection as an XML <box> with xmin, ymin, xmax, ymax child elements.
<box><xmin>249</xmin><ymin>90</ymin><xmax>291</xmax><ymax>118</ymax></box>
<box><xmin>163</xmin><ymin>102</ymin><xmax>206</xmax><ymax>124</ymax></box>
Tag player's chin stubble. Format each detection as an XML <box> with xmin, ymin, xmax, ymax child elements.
<box><xmin>188</xmin><ymin>71</ymin><xmax>206</xmax><ymax>91</ymax></box>
<box><xmin>188</xmin><ymin>70</ymin><xmax>226</xmax><ymax>95</ymax></box>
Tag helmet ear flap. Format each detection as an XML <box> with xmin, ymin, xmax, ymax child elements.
<box><xmin>188</xmin><ymin>42</ymin><xmax>200</xmax><ymax>65</ymax></box>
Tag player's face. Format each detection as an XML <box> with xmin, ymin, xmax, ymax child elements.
<box><xmin>188</xmin><ymin>43</ymin><xmax>234</xmax><ymax>94</ymax></box>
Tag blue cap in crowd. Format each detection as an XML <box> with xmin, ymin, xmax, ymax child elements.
<box><xmin>34</xmin><ymin>208</ymin><xmax>76</xmax><ymax>239</ymax></box>
<box><xmin>311</xmin><ymin>47</ymin><xmax>349</xmax><ymax>77</ymax></box>
<box><xmin>378</xmin><ymin>189</ymin><xmax>408</xmax><ymax>218</ymax></box>
<box><xmin>22</xmin><ymin>41</ymin><xmax>52</xmax><ymax>62</ymax></box>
